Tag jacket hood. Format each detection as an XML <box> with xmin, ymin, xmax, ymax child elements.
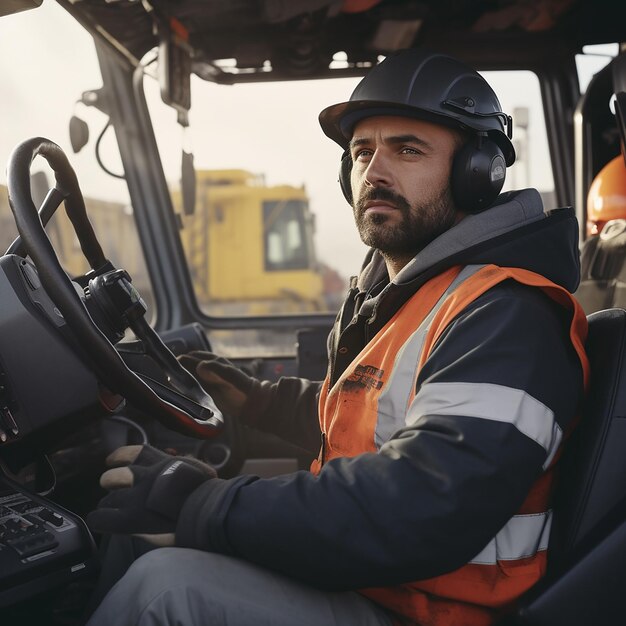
<box><xmin>356</xmin><ymin>188</ymin><xmax>581</xmax><ymax>323</ymax></box>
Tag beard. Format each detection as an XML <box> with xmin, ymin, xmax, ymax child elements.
<box><xmin>353</xmin><ymin>185</ymin><xmax>457</xmax><ymax>260</ymax></box>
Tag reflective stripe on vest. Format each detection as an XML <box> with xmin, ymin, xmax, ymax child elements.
<box><xmin>375</xmin><ymin>264</ymin><xmax>485</xmax><ymax>446</ymax></box>
<box><xmin>315</xmin><ymin>263</ymin><xmax>589</xmax><ymax>626</ymax></box>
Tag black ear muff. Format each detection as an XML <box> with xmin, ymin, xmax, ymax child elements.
<box><xmin>451</xmin><ymin>135</ymin><xmax>507</xmax><ymax>213</ymax></box>
<box><xmin>339</xmin><ymin>149</ymin><xmax>353</xmax><ymax>205</ymax></box>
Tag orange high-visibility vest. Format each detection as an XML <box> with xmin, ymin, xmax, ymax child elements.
<box><xmin>311</xmin><ymin>264</ymin><xmax>589</xmax><ymax>626</ymax></box>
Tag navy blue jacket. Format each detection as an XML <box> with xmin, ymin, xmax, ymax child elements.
<box><xmin>176</xmin><ymin>189</ymin><xmax>585</xmax><ymax>591</ymax></box>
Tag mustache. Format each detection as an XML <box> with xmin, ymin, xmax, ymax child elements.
<box><xmin>354</xmin><ymin>187</ymin><xmax>411</xmax><ymax>213</ymax></box>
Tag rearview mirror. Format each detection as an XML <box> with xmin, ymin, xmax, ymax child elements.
<box><xmin>69</xmin><ymin>115</ymin><xmax>89</xmax><ymax>154</ymax></box>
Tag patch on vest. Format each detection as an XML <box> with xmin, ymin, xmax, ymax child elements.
<box><xmin>344</xmin><ymin>364</ymin><xmax>384</xmax><ymax>391</ymax></box>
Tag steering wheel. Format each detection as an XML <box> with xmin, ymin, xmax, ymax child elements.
<box><xmin>5</xmin><ymin>137</ymin><xmax>224</xmax><ymax>438</ymax></box>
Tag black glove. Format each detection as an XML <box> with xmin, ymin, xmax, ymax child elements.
<box><xmin>87</xmin><ymin>445</ymin><xmax>217</xmax><ymax>545</ymax></box>
<box><xmin>178</xmin><ymin>351</ymin><xmax>274</xmax><ymax>424</ymax></box>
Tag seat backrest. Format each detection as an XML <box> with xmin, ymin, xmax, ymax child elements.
<box><xmin>575</xmin><ymin>219</ymin><xmax>626</xmax><ymax>315</ymax></box>
<box><xmin>548</xmin><ymin>307</ymin><xmax>626</xmax><ymax>566</ymax></box>
<box><xmin>509</xmin><ymin>307</ymin><xmax>626</xmax><ymax>624</ymax></box>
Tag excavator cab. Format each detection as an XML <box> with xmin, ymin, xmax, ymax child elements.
<box><xmin>0</xmin><ymin>1</ymin><xmax>625</xmax><ymax>624</ymax></box>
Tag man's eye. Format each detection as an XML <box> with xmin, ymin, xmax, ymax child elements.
<box><xmin>401</xmin><ymin>147</ymin><xmax>421</xmax><ymax>155</ymax></box>
<box><xmin>354</xmin><ymin>149</ymin><xmax>372</xmax><ymax>160</ymax></box>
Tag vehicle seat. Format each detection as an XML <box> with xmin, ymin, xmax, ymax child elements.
<box><xmin>505</xmin><ymin>307</ymin><xmax>626</xmax><ymax>625</ymax></box>
<box><xmin>575</xmin><ymin>219</ymin><xmax>626</xmax><ymax>315</ymax></box>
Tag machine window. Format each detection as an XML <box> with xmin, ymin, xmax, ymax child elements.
<box><xmin>264</xmin><ymin>200</ymin><xmax>312</xmax><ymax>271</ymax></box>
<box><xmin>0</xmin><ymin>3</ymin><xmax>155</xmax><ymax>321</ymax></box>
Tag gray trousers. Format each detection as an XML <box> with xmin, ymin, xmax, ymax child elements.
<box><xmin>86</xmin><ymin>547</ymin><xmax>394</xmax><ymax>626</ymax></box>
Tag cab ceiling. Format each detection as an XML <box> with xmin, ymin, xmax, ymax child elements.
<box><xmin>61</xmin><ymin>0</ymin><xmax>625</xmax><ymax>82</ymax></box>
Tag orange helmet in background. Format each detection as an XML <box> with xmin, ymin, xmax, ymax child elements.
<box><xmin>587</xmin><ymin>154</ymin><xmax>626</xmax><ymax>236</ymax></box>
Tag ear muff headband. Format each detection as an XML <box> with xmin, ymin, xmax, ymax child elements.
<box><xmin>338</xmin><ymin>135</ymin><xmax>506</xmax><ymax>213</ymax></box>
<box><xmin>339</xmin><ymin>149</ymin><xmax>353</xmax><ymax>205</ymax></box>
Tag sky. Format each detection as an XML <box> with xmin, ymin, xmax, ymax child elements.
<box><xmin>0</xmin><ymin>1</ymin><xmax>616</xmax><ymax>280</ymax></box>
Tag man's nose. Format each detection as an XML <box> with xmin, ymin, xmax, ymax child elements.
<box><xmin>363</xmin><ymin>151</ymin><xmax>393</xmax><ymax>188</ymax></box>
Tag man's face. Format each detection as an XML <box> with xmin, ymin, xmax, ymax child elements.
<box><xmin>349</xmin><ymin>116</ymin><xmax>461</xmax><ymax>264</ymax></box>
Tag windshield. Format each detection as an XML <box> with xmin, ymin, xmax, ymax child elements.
<box><xmin>146</xmin><ymin>72</ymin><xmax>365</xmax><ymax>320</ymax></box>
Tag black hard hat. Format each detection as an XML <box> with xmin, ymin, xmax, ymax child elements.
<box><xmin>319</xmin><ymin>49</ymin><xmax>515</xmax><ymax>166</ymax></box>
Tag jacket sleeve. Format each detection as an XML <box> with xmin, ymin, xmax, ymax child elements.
<box><xmin>242</xmin><ymin>376</ymin><xmax>323</xmax><ymax>455</ymax></box>
<box><xmin>176</xmin><ymin>283</ymin><xmax>584</xmax><ymax>590</ymax></box>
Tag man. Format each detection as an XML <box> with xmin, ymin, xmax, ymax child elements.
<box><xmin>86</xmin><ymin>49</ymin><xmax>589</xmax><ymax>626</ymax></box>
<box><xmin>576</xmin><ymin>153</ymin><xmax>626</xmax><ymax>315</ymax></box>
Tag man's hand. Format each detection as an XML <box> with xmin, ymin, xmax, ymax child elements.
<box><xmin>87</xmin><ymin>445</ymin><xmax>217</xmax><ymax>546</ymax></box>
<box><xmin>178</xmin><ymin>351</ymin><xmax>267</xmax><ymax>419</ymax></box>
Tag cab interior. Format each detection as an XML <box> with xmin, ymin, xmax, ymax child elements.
<box><xmin>0</xmin><ymin>0</ymin><xmax>625</xmax><ymax>624</ymax></box>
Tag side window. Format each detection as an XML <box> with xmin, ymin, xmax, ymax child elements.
<box><xmin>575</xmin><ymin>43</ymin><xmax>618</xmax><ymax>94</ymax></box>
<box><xmin>147</xmin><ymin>67</ymin><xmax>555</xmax><ymax>353</ymax></box>
<box><xmin>482</xmin><ymin>70</ymin><xmax>555</xmax><ymax>209</ymax></box>
<box><xmin>0</xmin><ymin>3</ymin><xmax>155</xmax><ymax>318</ymax></box>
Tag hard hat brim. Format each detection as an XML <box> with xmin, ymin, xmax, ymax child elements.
<box><xmin>319</xmin><ymin>99</ymin><xmax>516</xmax><ymax>166</ymax></box>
